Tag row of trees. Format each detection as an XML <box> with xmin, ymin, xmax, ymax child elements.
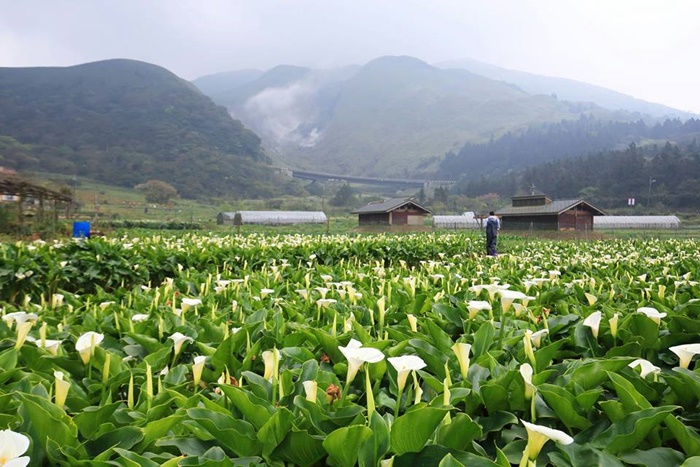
<box><xmin>454</xmin><ymin>141</ymin><xmax>700</xmax><ymax>210</ymax></box>
<box><xmin>438</xmin><ymin>115</ymin><xmax>700</xmax><ymax>182</ymax></box>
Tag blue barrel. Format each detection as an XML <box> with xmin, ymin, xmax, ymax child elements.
<box><xmin>73</xmin><ymin>221</ymin><xmax>91</xmax><ymax>238</ymax></box>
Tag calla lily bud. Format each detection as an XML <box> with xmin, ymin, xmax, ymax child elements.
<box><xmin>523</xmin><ymin>330</ymin><xmax>536</xmax><ymax>367</ymax></box>
<box><xmin>520</xmin><ymin>363</ymin><xmax>536</xmax><ymax>400</ymax></box>
<box><xmin>54</xmin><ymin>371</ymin><xmax>70</xmax><ymax>407</ymax></box>
<box><xmin>145</xmin><ymin>362</ymin><xmax>154</xmax><ymax>398</ymax></box>
<box><xmin>14</xmin><ymin>321</ymin><xmax>33</xmax><ymax>349</ymax></box>
<box><xmin>127</xmin><ymin>372</ymin><xmax>134</xmax><ymax>409</ymax></box>
<box><xmin>584</xmin><ymin>293</ymin><xmax>597</xmax><ymax>306</ymax></box>
<box><xmin>377</xmin><ymin>296</ymin><xmax>386</xmax><ymax>328</ymax></box>
<box><xmin>406</xmin><ymin>314</ymin><xmax>418</xmax><ymax>332</ymax></box>
<box><xmin>452</xmin><ymin>342</ymin><xmax>471</xmax><ymax>379</ymax></box>
<box><xmin>303</xmin><ymin>380</ymin><xmax>318</xmax><ymax>403</ymax></box>
<box><xmin>193</xmin><ymin>356</ymin><xmax>206</xmax><ymax>387</ymax></box>
<box><xmin>262</xmin><ymin>348</ymin><xmax>281</xmax><ymax>382</ymax></box>
<box><xmin>609</xmin><ymin>313</ymin><xmax>619</xmax><ymax>339</ymax></box>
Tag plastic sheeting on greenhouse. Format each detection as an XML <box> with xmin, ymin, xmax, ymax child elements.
<box><xmin>433</xmin><ymin>212</ymin><xmax>481</xmax><ymax>229</ymax></box>
<box><xmin>593</xmin><ymin>215</ymin><xmax>681</xmax><ymax>229</ymax></box>
<box><xmin>233</xmin><ymin>211</ymin><xmax>327</xmax><ymax>226</ymax></box>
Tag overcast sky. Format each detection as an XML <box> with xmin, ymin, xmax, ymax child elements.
<box><xmin>2</xmin><ymin>0</ymin><xmax>699</xmax><ymax>113</ymax></box>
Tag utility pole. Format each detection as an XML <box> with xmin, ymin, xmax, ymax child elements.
<box><xmin>647</xmin><ymin>176</ymin><xmax>656</xmax><ymax>209</ymax></box>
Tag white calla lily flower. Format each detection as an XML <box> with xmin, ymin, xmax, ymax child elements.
<box><xmin>181</xmin><ymin>298</ymin><xmax>202</xmax><ymax>312</ymax></box>
<box><xmin>76</xmin><ymin>331</ymin><xmax>104</xmax><ymax>364</ymax></box>
<box><xmin>388</xmin><ymin>355</ymin><xmax>427</xmax><ymax>393</ymax></box>
<box><xmin>2</xmin><ymin>312</ymin><xmax>38</xmax><ymax>327</ymax></box>
<box><xmin>582</xmin><ymin>311</ymin><xmax>602</xmax><ymax>339</ymax></box>
<box><xmin>338</xmin><ymin>339</ymin><xmax>385</xmax><ymax>385</ymax></box>
<box><xmin>530</xmin><ymin>329</ymin><xmax>549</xmax><ymax>348</ymax></box>
<box><xmin>521</xmin><ymin>420</ymin><xmax>574</xmax><ymax>464</ymax></box>
<box><xmin>628</xmin><ymin>359</ymin><xmax>660</xmax><ymax>378</ymax></box>
<box><xmin>467</xmin><ymin>300</ymin><xmax>491</xmax><ymax>319</ymax></box>
<box><xmin>584</xmin><ymin>293</ymin><xmax>597</xmax><ymax>306</ymax></box>
<box><xmin>637</xmin><ymin>307</ymin><xmax>666</xmax><ymax>325</ymax></box>
<box><xmin>169</xmin><ymin>332</ymin><xmax>193</xmax><ymax>356</ymax></box>
<box><xmin>669</xmin><ymin>343</ymin><xmax>700</xmax><ymax>369</ymax></box>
<box><xmin>0</xmin><ymin>429</ymin><xmax>31</xmax><ymax>467</ymax></box>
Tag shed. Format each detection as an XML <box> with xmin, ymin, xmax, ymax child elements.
<box><xmin>433</xmin><ymin>212</ymin><xmax>481</xmax><ymax>229</ymax></box>
<box><xmin>217</xmin><ymin>211</ymin><xmax>327</xmax><ymax>226</ymax></box>
<box><xmin>594</xmin><ymin>216</ymin><xmax>680</xmax><ymax>229</ymax></box>
<box><xmin>352</xmin><ymin>197</ymin><xmax>431</xmax><ymax>226</ymax></box>
<box><xmin>496</xmin><ymin>194</ymin><xmax>605</xmax><ymax>231</ymax></box>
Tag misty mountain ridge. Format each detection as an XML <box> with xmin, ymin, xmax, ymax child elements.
<box><xmin>195</xmin><ymin>55</ymin><xmax>663</xmax><ymax>178</ymax></box>
<box><xmin>434</xmin><ymin>57</ymin><xmax>695</xmax><ymax>120</ymax></box>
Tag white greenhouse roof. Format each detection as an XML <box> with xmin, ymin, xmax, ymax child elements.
<box><xmin>433</xmin><ymin>214</ymin><xmax>481</xmax><ymax>229</ymax></box>
<box><xmin>594</xmin><ymin>216</ymin><xmax>681</xmax><ymax>229</ymax></box>
<box><xmin>234</xmin><ymin>211</ymin><xmax>327</xmax><ymax>225</ymax></box>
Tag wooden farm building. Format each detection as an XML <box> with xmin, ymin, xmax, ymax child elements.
<box><xmin>352</xmin><ymin>197</ymin><xmax>431</xmax><ymax>226</ymax></box>
<box><xmin>496</xmin><ymin>194</ymin><xmax>605</xmax><ymax>231</ymax></box>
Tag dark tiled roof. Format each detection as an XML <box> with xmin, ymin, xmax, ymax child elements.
<box><xmin>352</xmin><ymin>197</ymin><xmax>431</xmax><ymax>214</ymax></box>
<box><xmin>496</xmin><ymin>199</ymin><xmax>605</xmax><ymax>216</ymax></box>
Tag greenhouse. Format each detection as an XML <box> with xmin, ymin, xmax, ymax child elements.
<box><xmin>218</xmin><ymin>211</ymin><xmax>327</xmax><ymax>226</ymax></box>
<box><xmin>593</xmin><ymin>215</ymin><xmax>681</xmax><ymax>229</ymax></box>
<box><xmin>433</xmin><ymin>212</ymin><xmax>481</xmax><ymax>229</ymax></box>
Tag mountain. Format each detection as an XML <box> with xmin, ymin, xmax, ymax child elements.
<box><xmin>0</xmin><ymin>59</ymin><xmax>279</xmax><ymax>198</ymax></box>
<box><xmin>196</xmin><ymin>56</ymin><xmax>616</xmax><ymax>178</ymax></box>
<box><xmin>191</xmin><ymin>69</ymin><xmax>264</xmax><ymax>99</ymax></box>
<box><xmin>434</xmin><ymin>57</ymin><xmax>695</xmax><ymax>120</ymax></box>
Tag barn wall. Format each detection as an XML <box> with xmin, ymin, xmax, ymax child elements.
<box><xmin>501</xmin><ymin>215</ymin><xmax>559</xmax><ymax>231</ymax></box>
<box><xmin>559</xmin><ymin>210</ymin><xmax>594</xmax><ymax>231</ymax></box>
<box><xmin>359</xmin><ymin>213</ymin><xmax>390</xmax><ymax>225</ymax></box>
<box><xmin>407</xmin><ymin>214</ymin><xmax>424</xmax><ymax>226</ymax></box>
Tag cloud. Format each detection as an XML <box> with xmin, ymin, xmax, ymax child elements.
<box><xmin>243</xmin><ymin>79</ymin><xmax>323</xmax><ymax>147</ymax></box>
<box><xmin>1</xmin><ymin>0</ymin><xmax>699</xmax><ymax>112</ymax></box>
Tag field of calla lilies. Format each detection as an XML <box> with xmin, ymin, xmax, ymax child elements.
<box><xmin>1</xmin><ymin>232</ymin><xmax>700</xmax><ymax>466</ymax></box>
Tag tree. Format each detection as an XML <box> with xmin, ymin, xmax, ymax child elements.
<box><xmin>134</xmin><ymin>179</ymin><xmax>179</xmax><ymax>204</ymax></box>
<box><xmin>329</xmin><ymin>184</ymin><xmax>355</xmax><ymax>207</ymax></box>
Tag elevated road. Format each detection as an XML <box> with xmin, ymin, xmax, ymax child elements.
<box><xmin>287</xmin><ymin>168</ymin><xmax>455</xmax><ymax>189</ymax></box>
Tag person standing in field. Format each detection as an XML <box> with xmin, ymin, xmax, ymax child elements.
<box><xmin>485</xmin><ymin>211</ymin><xmax>500</xmax><ymax>256</ymax></box>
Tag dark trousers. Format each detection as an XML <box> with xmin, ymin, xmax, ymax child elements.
<box><xmin>486</xmin><ymin>233</ymin><xmax>498</xmax><ymax>256</ymax></box>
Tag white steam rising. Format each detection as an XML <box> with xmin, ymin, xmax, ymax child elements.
<box><xmin>243</xmin><ymin>79</ymin><xmax>323</xmax><ymax>147</ymax></box>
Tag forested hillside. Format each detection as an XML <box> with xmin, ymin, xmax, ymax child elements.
<box><xmin>439</xmin><ymin>116</ymin><xmax>700</xmax><ymax>181</ymax></box>
<box><xmin>0</xmin><ymin>59</ymin><xmax>279</xmax><ymax>198</ymax></box>
<box><xmin>454</xmin><ymin>138</ymin><xmax>700</xmax><ymax>210</ymax></box>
